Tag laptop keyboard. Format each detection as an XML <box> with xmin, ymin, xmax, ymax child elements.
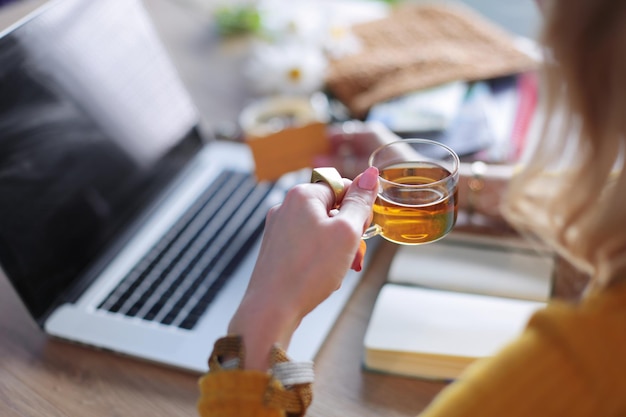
<box><xmin>97</xmin><ymin>170</ymin><xmax>275</xmax><ymax>330</ymax></box>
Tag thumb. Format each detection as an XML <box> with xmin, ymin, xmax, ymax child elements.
<box><xmin>335</xmin><ymin>166</ymin><xmax>379</xmax><ymax>231</ymax></box>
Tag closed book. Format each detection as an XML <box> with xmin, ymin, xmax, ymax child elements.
<box><xmin>363</xmin><ymin>238</ymin><xmax>554</xmax><ymax>380</ymax></box>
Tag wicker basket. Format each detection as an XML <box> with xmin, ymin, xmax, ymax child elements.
<box><xmin>325</xmin><ymin>3</ymin><xmax>539</xmax><ymax>118</ymax></box>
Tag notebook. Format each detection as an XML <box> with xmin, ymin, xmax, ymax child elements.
<box><xmin>0</xmin><ymin>0</ymin><xmax>368</xmax><ymax>371</ymax></box>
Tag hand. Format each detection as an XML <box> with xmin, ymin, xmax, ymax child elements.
<box><xmin>456</xmin><ymin>162</ymin><xmax>514</xmax><ymax>229</ymax></box>
<box><xmin>316</xmin><ymin>119</ymin><xmax>513</xmax><ymax>224</ymax></box>
<box><xmin>315</xmin><ymin>120</ymin><xmax>400</xmax><ymax>179</ymax></box>
<box><xmin>228</xmin><ymin>166</ymin><xmax>379</xmax><ymax>370</ymax></box>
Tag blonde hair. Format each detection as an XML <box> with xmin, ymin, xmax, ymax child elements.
<box><xmin>502</xmin><ymin>0</ymin><xmax>626</xmax><ymax>292</ymax></box>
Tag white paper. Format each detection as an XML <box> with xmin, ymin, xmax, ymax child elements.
<box><xmin>365</xmin><ymin>284</ymin><xmax>545</xmax><ymax>359</ymax></box>
<box><xmin>388</xmin><ymin>239</ymin><xmax>554</xmax><ymax>302</ymax></box>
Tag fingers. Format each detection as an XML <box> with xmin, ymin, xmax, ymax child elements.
<box><xmin>311</xmin><ymin>167</ymin><xmax>348</xmax><ymax>209</ymax></box>
<box><xmin>311</xmin><ymin>178</ymin><xmax>352</xmax><ymax>210</ymax></box>
<box><xmin>334</xmin><ymin>166</ymin><xmax>379</xmax><ymax>231</ymax></box>
<box><xmin>336</xmin><ymin>167</ymin><xmax>378</xmax><ymax>272</ymax></box>
<box><xmin>351</xmin><ymin>240</ymin><xmax>367</xmax><ymax>272</ymax></box>
<box><xmin>326</xmin><ymin>120</ymin><xmax>375</xmax><ymax>153</ymax></box>
<box><xmin>308</xmin><ymin>166</ymin><xmax>377</xmax><ymax>273</ymax></box>
<box><xmin>327</xmin><ymin>120</ymin><xmax>398</xmax><ymax>151</ymax></box>
<box><xmin>320</xmin><ymin>121</ymin><xmax>400</xmax><ymax>179</ymax></box>
<box><xmin>278</xmin><ymin>166</ymin><xmax>377</xmax><ymax>231</ymax></box>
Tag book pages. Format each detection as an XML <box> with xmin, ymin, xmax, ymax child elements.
<box><xmin>388</xmin><ymin>240</ymin><xmax>554</xmax><ymax>301</ymax></box>
<box><xmin>364</xmin><ymin>284</ymin><xmax>545</xmax><ymax>380</ymax></box>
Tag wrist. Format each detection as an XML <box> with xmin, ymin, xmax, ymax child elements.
<box><xmin>228</xmin><ymin>297</ymin><xmax>301</xmax><ymax>370</ymax></box>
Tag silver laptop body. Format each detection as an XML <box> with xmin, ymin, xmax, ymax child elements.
<box><xmin>0</xmin><ymin>0</ymin><xmax>367</xmax><ymax>371</ymax></box>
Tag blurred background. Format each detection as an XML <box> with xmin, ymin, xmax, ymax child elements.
<box><xmin>0</xmin><ymin>0</ymin><xmax>544</xmax><ymax>166</ymax></box>
<box><xmin>1</xmin><ymin>0</ymin><xmax>541</xmax><ymax>50</ymax></box>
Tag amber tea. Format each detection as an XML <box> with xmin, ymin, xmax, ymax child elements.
<box><xmin>372</xmin><ymin>163</ymin><xmax>458</xmax><ymax>244</ymax></box>
<box><xmin>362</xmin><ymin>138</ymin><xmax>459</xmax><ymax>245</ymax></box>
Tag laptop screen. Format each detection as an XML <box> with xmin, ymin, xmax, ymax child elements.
<box><xmin>0</xmin><ymin>0</ymin><xmax>203</xmax><ymax>322</ymax></box>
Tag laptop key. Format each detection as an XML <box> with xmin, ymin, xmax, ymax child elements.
<box><xmin>97</xmin><ymin>170</ymin><xmax>275</xmax><ymax>330</ymax></box>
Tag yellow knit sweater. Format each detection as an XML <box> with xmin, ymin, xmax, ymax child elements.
<box><xmin>198</xmin><ymin>281</ymin><xmax>626</xmax><ymax>417</ymax></box>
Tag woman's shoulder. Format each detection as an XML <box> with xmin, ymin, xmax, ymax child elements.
<box><xmin>532</xmin><ymin>279</ymin><xmax>626</xmax><ymax>325</ymax></box>
<box><xmin>526</xmin><ymin>279</ymin><xmax>626</xmax><ymax>376</ymax></box>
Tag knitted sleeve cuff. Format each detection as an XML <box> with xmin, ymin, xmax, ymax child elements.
<box><xmin>198</xmin><ymin>335</ymin><xmax>314</xmax><ymax>417</ymax></box>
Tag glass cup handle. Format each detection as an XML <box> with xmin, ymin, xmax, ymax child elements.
<box><xmin>362</xmin><ymin>224</ymin><xmax>381</xmax><ymax>240</ymax></box>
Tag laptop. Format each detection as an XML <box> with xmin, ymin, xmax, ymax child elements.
<box><xmin>0</xmin><ymin>0</ymin><xmax>371</xmax><ymax>371</ymax></box>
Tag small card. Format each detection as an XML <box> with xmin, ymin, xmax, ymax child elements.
<box><xmin>245</xmin><ymin>122</ymin><xmax>329</xmax><ymax>182</ymax></box>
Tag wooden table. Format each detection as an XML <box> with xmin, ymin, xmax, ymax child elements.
<box><xmin>0</xmin><ymin>235</ymin><xmax>588</xmax><ymax>417</ymax></box>
<box><xmin>0</xmin><ymin>240</ymin><xmax>450</xmax><ymax>417</ymax></box>
<box><xmin>0</xmin><ymin>1</ymin><xmax>587</xmax><ymax>416</ymax></box>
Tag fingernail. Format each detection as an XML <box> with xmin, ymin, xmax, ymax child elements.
<box><xmin>358</xmin><ymin>166</ymin><xmax>378</xmax><ymax>190</ymax></box>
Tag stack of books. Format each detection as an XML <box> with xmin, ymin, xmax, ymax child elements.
<box><xmin>363</xmin><ymin>235</ymin><xmax>554</xmax><ymax>381</ymax></box>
